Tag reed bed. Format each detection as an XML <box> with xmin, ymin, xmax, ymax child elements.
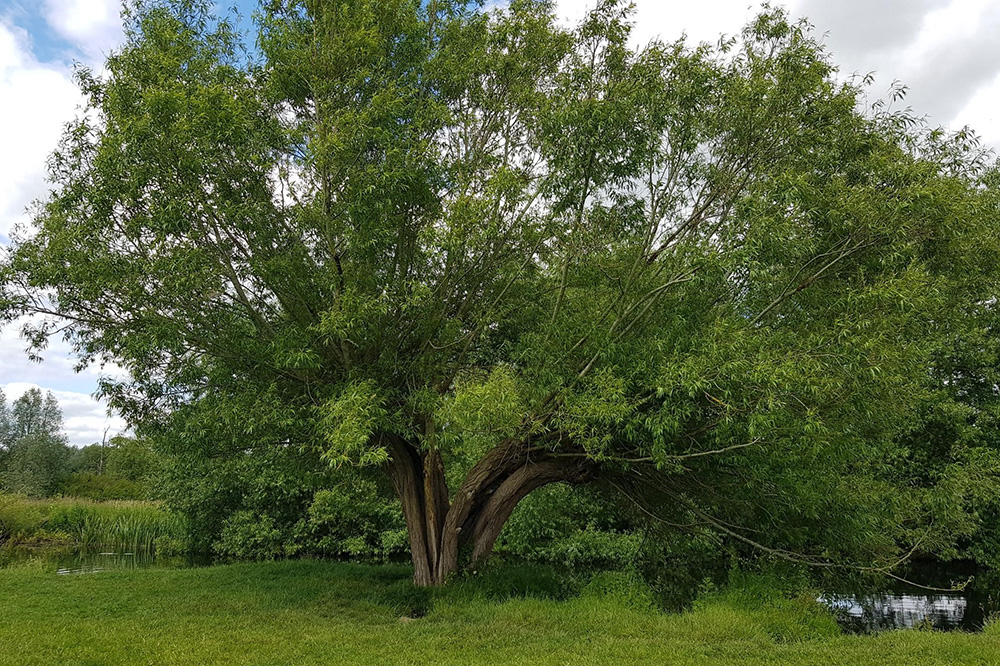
<box><xmin>0</xmin><ymin>494</ymin><xmax>187</xmax><ymax>553</ymax></box>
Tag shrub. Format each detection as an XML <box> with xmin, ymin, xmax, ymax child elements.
<box><xmin>2</xmin><ymin>435</ymin><xmax>71</xmax><ymax>498</ymax></box>
<box><xmin>215</xmin><ymin>511</ymin><xmax>288</xmax><ymax>560</ymax></box>
<box><xmin>298</xmin><ymin>479</ymin><xmax>407</xmax><ymax>560</ymax></box>
<box><xmin>61</xmin><ymin>473</ymin><xmax>146</xmax><ymax>501</ymax></box>
<box><xmin>496</xmin><ymin>485</ymin><xmax>638</xmax><ymax>570</ymax></box>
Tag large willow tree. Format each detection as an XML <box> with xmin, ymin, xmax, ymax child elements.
<box><xmin>3</xmin><ymin>0</ymin><xmax>998</xmax><ymax>584</ymax></box>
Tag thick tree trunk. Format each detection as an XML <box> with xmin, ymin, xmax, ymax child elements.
<box><xmin>385</xmin><ymin>436</ymin><xmax>436</xmax><ymax>585</ymax></box>
<box><xmin>468</xmin><ymin>461</ymin><xmax>570</xmax><ymax>564</ymax></box>
<box><xmin>385</xmin><ymin>434</ymin><xmax>591</xmax><ymax>586</ymax></box>
<box><xmin>435</xmin><ymin>438</ymin><xmax>526</xmax><ymax>582</ymax></box>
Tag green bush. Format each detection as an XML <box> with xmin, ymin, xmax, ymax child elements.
<box><xmin>157</xmin><ymin>440</ymin><xmax>413</xmax><ymax>562</ymax></box>
<box><xmin>61</xmin><ymin>473</ymin><xmax>146</xmax><ymax>501</ymax></box>
<box><xmin>215</xmin><ymin>511</ymin><xmax>288</xmax><ymax>560</ymax></box>
<box><xmin>496</xmin><ymin>485</ymin><xmax>638</xmax><ymax>569</ymax></box>
<box><xmin>213</xmin><ymin>478</ymin><xmax>409</xmax><ymax>561</ymax></box>
<box><xmin>156</xmin><ymin>444</ymin><xmax>327</xmax><ymax>554</ymax></box>
<box><xmin>152</xmin><ymin>534</ymin><xmax>189</xmax><ymax>557</ymax></box>
<box><xmin>298</xmin><ymin>479</ymin><xmax>407</xmax><ymax>560</ymax></box>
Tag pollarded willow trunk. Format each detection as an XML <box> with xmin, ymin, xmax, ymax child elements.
<box><xmin>384</xmin><ymin>436</ymin><xmax>590</xmax><ymax>586</ymax></box>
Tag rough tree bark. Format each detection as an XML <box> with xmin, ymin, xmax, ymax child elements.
<box><xmin>384</xmin><ymin>434</ymin><xmax>590</xmax><ymax>586</ymax></box>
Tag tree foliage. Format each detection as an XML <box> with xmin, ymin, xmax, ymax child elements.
<box><xmin>2</xmin><ymin>0</ymin><xmax>999</xmax><ymax>583</ymax></box>
<box><xmin>0</xmin><ymin>389</ymin><xmax>70</xmax><ymax>497</ymax></box>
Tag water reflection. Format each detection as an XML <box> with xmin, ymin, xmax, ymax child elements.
<box><xmin>818</xmin><ymin>562</ymin><xmax>998</xmax><ymax>633</ymax></box>
<box><xmin>56</xmin><ymin>551</ymin><xmax>140</xmax><ymax>575</ymax></box>
<box><xmin>0</xmin><ymin>547</ymin><xmax>209</xmax><ymax>575</ymax></box>
<box><xmin>820</xmin><ymin>593</ymin><xmax>972</xmax><ymax>632</ymax></box>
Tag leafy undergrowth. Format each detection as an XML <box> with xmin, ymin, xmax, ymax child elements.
<box><xmin>1</xmin><ymin>561</ymin><xmax>998</xmax><ymax>665</ymax></box>
<box><xmin>0</xmin><ymin>494</ymin><xmax>187</xmax><ymax>554</ymax></box>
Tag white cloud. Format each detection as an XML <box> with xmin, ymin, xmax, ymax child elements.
<box><xmin>553</xmin><ymin>0</ymin><xmax>1000</xmax><ymax>149</ymax></box>
<box><xmin>555</xmin><ymin>0</ymin><xmax>756</xmax><ymax>46</ymax></box>
<box><xmin>43</xmin><ymin>0</ymin><xmax>123</xmax><ymax>63</ymax></box>
<box><xmin>951</xmin><ymin>70</ymin><xmax>1000</xmax><ymax>147</ymax></box>
<box><xmin>3</xmin><ymin>381</ymin><xmax>128</xmax><ymax>448</ymax></box>
<box><xmin>0</xmin><ymin>20</ymin><xmax>83</xmax><ymax>240</ymax></box>
<box><xmin>889</xmin><ymin>0</ymin><xmax>1000</xmax><ymax>124</ymax></box>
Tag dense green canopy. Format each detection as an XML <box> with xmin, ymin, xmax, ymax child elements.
<box><xmin>3</xmin><ymin>0</ymin><xmax>999</xmax><ymax>584</ymax></box>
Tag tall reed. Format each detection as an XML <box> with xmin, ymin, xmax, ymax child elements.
<box><xmin>0</xmin><ymin>494</ymin><xmax>187</xmax><ymax>553</ymax></box>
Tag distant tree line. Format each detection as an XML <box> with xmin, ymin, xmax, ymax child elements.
<box><xmin>0</xmin><ymin>388</ymin><xmax>156</xmax><ymax>499</ymax></box>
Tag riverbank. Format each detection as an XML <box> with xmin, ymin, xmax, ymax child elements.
<box><xmin>0</xmin><ymin>493</ymin><xmax>186</xmax><ymax>554</ymax></box>
<box><xmin>1</xmin><ymin>560</ymin><xmax>997</xmax><ymax>665</ymax></box>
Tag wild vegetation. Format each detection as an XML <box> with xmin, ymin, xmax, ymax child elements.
<box><xmin>0</xmin><ymin>494</ymin><xmax>186</xmax><ymax>554</ymax></box>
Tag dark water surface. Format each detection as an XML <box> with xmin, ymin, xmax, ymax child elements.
<box><xmin>0</xmin><ymin>547</ymin><xmax>211</xmax><ymax>574</ymax></box>
<box><xmin>55</xmin><ymin>551</ymin><xmax>213</xmax><ymax>574</ymax></box>
<box><xmin>819</xmin><ymin>562</ymin><xmax>998</xmax><ymax>633</ymax></box>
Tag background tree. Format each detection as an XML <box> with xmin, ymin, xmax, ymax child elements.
<box><xmin>63</xmin><ymin>435</ymin><xmax>162</xmax><ymax>500</ymax></box>
<box><xmin>3</xmin><ymin>434</ymin><xmax>72</xmax><ymax>498</ymax></box>
<box><xmin>0</xmin><ymin>389</ymin><xmax>70</xmax><ymax>497</ymax></box>
<box><xmin>0</xmin><ymin>390</ymin><xmax>10</xmax><ymax>481</ymax></box>
<box><xmin>9</xmin><ymin>388</ymin><xmax>65</xmax><ymax>442</ymax></box>
<box><xmin>2</xmin><ymin>0</ymin><xmax>998</xmax><ymax>584</ymax></box>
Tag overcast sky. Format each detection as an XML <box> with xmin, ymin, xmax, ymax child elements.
<box><xmin>1</xmin><ymin>0</ymin><xmax>997</xmax><ymax>445</ymax></box>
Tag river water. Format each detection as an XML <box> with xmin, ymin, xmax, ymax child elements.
<box><xmin>818</xmin><ymin>562</ymin><xmax>997</xmax><ymax>633</ymax></box>
<box><xmin>0</xmin><ymin>548</ymin><xmax>210</xmax><ymax>574</ymax></box>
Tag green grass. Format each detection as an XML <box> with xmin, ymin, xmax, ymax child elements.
<box><xmin>1</xmin><ymin>560</ymin><xmax>998</xmax><ymax>665</ymax></box>
<box><xmin>0</xmin><ymin>494</ymin><xmax>187</xmax><ymax>553</ymax></box>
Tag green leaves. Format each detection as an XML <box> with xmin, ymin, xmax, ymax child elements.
<box><xmin>317</xmin><ymin>381</ymin><xmax>389</xmax><ymax>467</ymax></box>
<box><xmin>436</xmin><ymin>365</ymin><xmax>528</xmax><ymax>452</ymax></box>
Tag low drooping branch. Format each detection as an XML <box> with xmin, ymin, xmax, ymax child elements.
<box><xmin>383</xmin><ymin>432</ymin><xmax>597</xmax><ymax>585</ymax></box>
<box><xmin>607</xmin><ymin>468</ymin><xmax>966</xmax><ymax>593</ymax></box>
<box><xmin>469</xmin><ymin>459</ymin><xmax>590</xmax><ymax>564</ymax></box>
<box><xmin>435</xmin><ymin>438</ymin><xmax>529</xmax><ymax>581</ymax></box>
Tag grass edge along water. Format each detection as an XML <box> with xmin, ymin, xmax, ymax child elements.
<box><xmin>2</xmin><ymin>560</ymin><xmax>1000</xmax><ymax>665</ymax></box>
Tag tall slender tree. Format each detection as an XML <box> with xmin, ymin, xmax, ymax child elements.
<box><xmin>10</xmin><ymin>388</ymin><xmax>65</xmax><ymax>441</ymax></box>
<box><xmin>1</xmin><ymin>389</ymin><xmax>69</xmax><ymax>496</ymax></box>
<box><xmin>0</xmin><ymin>389</ymin><xmax>10</xmax><ymax>475</ymax></box>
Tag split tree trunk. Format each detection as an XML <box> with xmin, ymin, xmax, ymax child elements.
<box><xmin>384</xmin><ymin>435</ymin><xmax>588</xmax><ymax>586</ymax></box>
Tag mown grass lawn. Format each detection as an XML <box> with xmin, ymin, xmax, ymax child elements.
<box><xmin>1</xmin><ymin>560</ymin><xmax>998</xmax><ymax>665</ymax></box>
